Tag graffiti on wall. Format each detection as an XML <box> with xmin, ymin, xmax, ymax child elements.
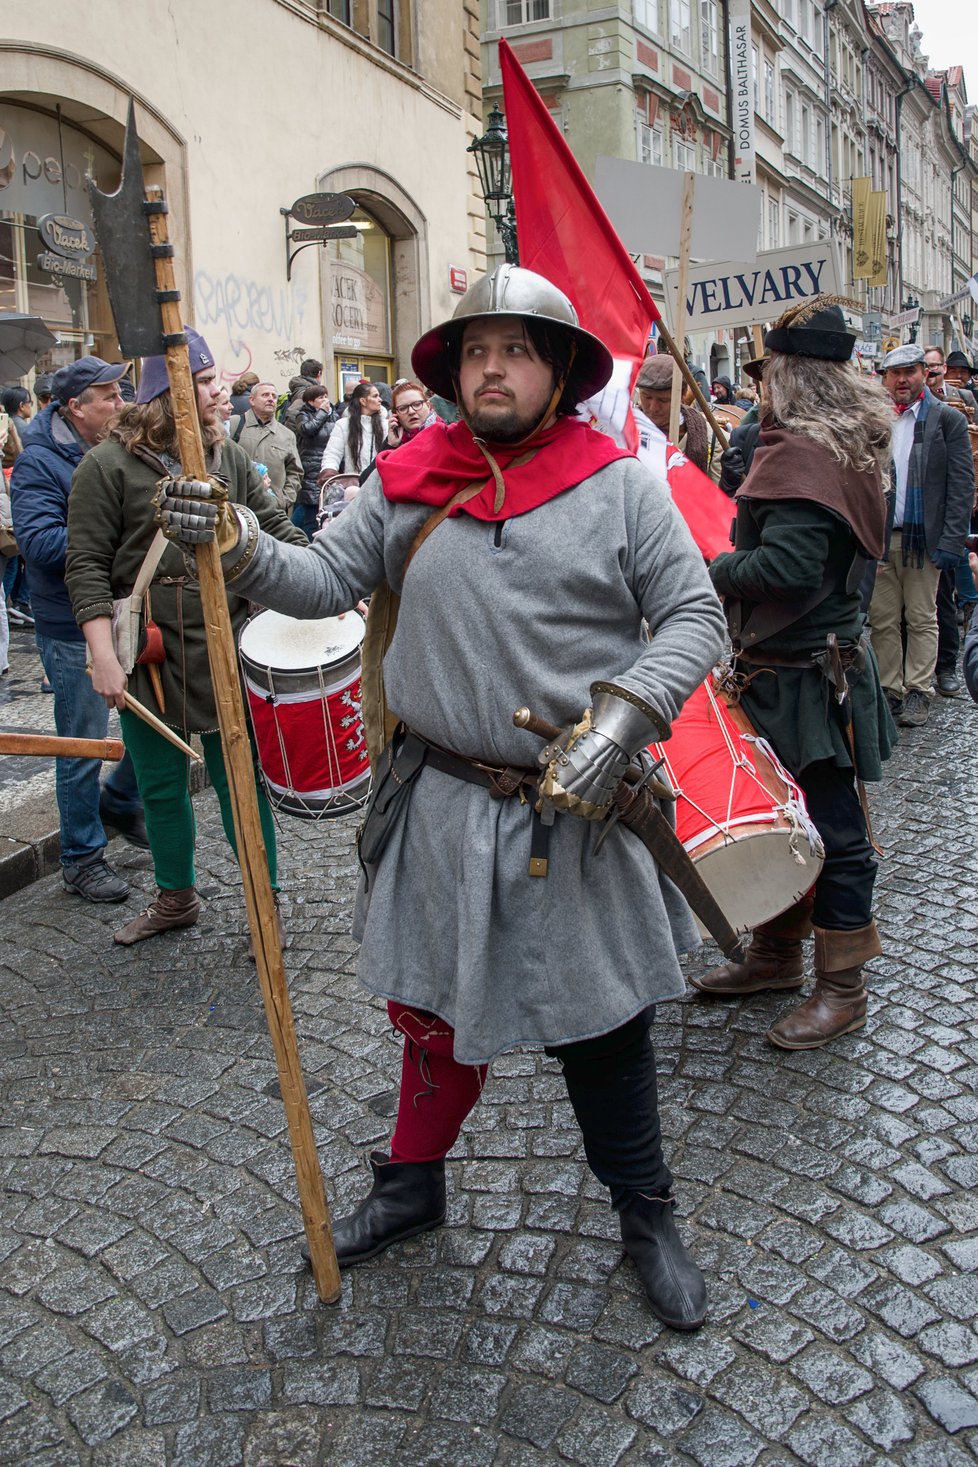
<box><xmin>193</xmin><ymin>269</ymin><xmax>311</xmax><ymax>383</ymax></box>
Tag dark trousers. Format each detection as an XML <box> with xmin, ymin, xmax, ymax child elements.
<box><xmin>795</xmin><ymin>759</ymin><xmax>877</xmax><ymax>930</ymax></box>
<box><xmin>936</xmin><ymin>567</ymin><xmax>959</xmax><ymax>675</ymax></box>
<box><xmin>547</xmin><ymin>1012</ymin><xmax>671</xmax><ymax>1208</ymax></box>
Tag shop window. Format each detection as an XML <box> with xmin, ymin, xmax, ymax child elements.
<box><xmin>327</xmin><ymin>205</ymin><xmax>393</xmax><ymax>394</ymax></box>
<box><xmin>0</xmin><ymin>102</ymin><xmax>121</xmax><ymax>374</ymax></box>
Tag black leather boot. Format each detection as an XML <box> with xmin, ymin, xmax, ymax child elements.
<box><xmin>332</xmin><ymin>1150</ymin><xmax>446</xmax><ymax>1268</ymax></box>
<box><xmin>618</xmin><ymin>1193</ymin><xmax>707</xmax><ymax>1331</ymax></box>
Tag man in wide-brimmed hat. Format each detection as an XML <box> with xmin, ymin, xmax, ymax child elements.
<box><xmin>695</xmin><ymin>298</ymin><xmax>898</xmax><ymax>1051</ymax></box>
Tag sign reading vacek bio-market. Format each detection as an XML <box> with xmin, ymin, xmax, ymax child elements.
<box><xmin>664</xmin><ymin>242</ymin><xmax>842</xmax><ymax>334</ymax></box>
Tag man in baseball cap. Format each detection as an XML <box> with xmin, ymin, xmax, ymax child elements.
<box><xmin>10</xmin><ymin>354</ymin><xmax>145</xmax><ymax>903</ymax></box>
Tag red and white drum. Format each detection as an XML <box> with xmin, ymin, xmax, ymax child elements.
<box><xmin>238</xmin><ymin>609</ymin><xmax>371</xmax><ymax>819</ymax></box>
<box><xmin>649</xmin><ymin>679</ymin><xmax>824</xmax><ymax>936</ymax></box>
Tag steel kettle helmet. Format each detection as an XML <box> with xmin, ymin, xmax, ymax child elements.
<box><xmin>411</xmin><ymin>264</ymin><xmax>614</xmax><ymax>405</ymax></box>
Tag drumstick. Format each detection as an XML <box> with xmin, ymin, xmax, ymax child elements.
<box><xmin>121</xmin><ymin>689</ymin><xmax>202</xmax><ymax>762</ymax></box>
<box><xmin>513</xmin><ymin>707</ymin><xmax>675</xmax><ymax>801</ymax></box>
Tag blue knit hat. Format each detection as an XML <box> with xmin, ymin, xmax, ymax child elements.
<box><xmin>136</xmin><ymin>327</ymin><xmax>215</xmax><ymax>403</ymax></box>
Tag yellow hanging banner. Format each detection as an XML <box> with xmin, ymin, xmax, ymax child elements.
<box><xmin>851</xmin><ymin>177</ymin><xmax>872</xmax><ymax>281</ymax></box>
<box><xmin>867</xmin><ymin>190</ymin><xmax>888</xmax><ymax>288</ymax></box>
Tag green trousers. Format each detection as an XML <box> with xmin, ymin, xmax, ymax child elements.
<box><xmin>119</xmin><ymin>710</ymin><xmax>278</xmax><ymax>891</ymax></box>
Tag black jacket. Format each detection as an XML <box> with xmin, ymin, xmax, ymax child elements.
<box><xmin>294</xmin><ymin>403</ymin><xmax>340</xmax><ymax>503</ymax></box>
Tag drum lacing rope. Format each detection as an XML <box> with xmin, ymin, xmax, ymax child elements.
<box><xmin>657</xmin><ymin>681</ymin><xmax>822</xmax><ymax>863</ymax></box>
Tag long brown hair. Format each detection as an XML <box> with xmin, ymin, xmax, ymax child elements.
<box><xmin>346</xmin><ymin>382</ymin><xmax>385</xmax><ymax>469</ymax></box>
<box><xmin>109</xmin><ymin>393</ymin><xmax>225</xmax><ymax>457</ymax></box>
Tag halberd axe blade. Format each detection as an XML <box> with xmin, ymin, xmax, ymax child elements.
<box><xmin>87</xmin><ymin>99</ymin><xmax>167</xmax><ymax>358</ymax></box>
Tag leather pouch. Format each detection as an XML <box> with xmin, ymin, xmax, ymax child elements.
<box><xmin>357</xmin><ymin>726</ymin><xmax>428</xmax><ymax>880</ymax></box>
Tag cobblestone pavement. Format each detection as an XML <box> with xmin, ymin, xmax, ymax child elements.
<box><xmin>1</xmin><ymin>667</ymin><xmax>977</xmax><ymax>1466</ymax></box>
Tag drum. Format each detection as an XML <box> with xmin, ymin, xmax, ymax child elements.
<box><xmin>649</xmin><ymin>679</ymin><xmax>824</xmax><ymax>936</ymax></box>
<box><xmin>238</xmin><ymin>609</ymin><xmax>371</xmax><ymax>819</ymax></box>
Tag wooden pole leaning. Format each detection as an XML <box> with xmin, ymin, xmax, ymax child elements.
<box><xmin>144</xmin><ymin>192</ymin><xmax>340</xmax><ymax>1304</ymax></box>
<box><xmin>668</xmin><ymin>174</ymin><xmax>695</xmax><ymax>448</ymax></box>
<box><xmin>0</xmin><ymin>733</ymin><xmax>124</xmax><ymax>760</ymax></box>
<box><xmin>654</xmin><ymin>318</ymin><xmax>730</xmax><ymax>456</ymax></box>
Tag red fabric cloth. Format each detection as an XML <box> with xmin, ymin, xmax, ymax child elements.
<box><xmin>376</xmin><ymin>414</ymin><xmax>629</xmax><ymax>522</ymax></box>
<box><xmin>500</xmin><ymin>38</ymin><xmax>659</xmax><ymax>453</ymax></box>
<box><xmin>893</xmin><ymin>392</ymin><xmax>924</xmax><ymax>415</ymax></box>
<box><xmin>663</xmin><ymin>441</ymin><xmax>735</xmax><ymax>561</ymax></box>
<box><xmin>387</xmin><ymin>1003</ymin><xmax>487</xmax><ymax>1164</ymax></box>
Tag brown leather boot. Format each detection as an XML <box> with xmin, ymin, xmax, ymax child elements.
<box><xmin>114</xmin><ymin>887</ymin><xmax>201</xmax><ymax>946</ymax></box>
<box><xmin>766</xmin><ymin>921</ymin><xmax>881</xmax><ymax>1050</ymax></box>
<box><xmin>689</xmin><ymin>894</ymin><xmax>814</xmax><ymax>997</ymax></box>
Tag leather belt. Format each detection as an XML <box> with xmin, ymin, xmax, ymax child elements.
<box><xmin>417</xmin><ymin>736</ymin><xmax>539</xmax><ymax>801</ymax></box>
<box><xmin>412</xmin><ymin>732</ymin><xmax>551</xmax><ymax>877</ymax></box>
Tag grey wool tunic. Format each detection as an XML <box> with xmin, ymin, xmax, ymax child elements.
<box><xmin>231</xmin><ymin>456</ymin><xmax>727</xmax><ymax>1063</ymax></box>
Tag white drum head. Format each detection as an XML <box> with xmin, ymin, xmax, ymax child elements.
<box><xmin>692</xmin><ymin>829</ymin><xmax>824</xmax><ymax>938</ymax></box>
<box><xmin>239</xmin><ymin>609</ymin><xmax>364</xmax><ymax>672</ymax></box>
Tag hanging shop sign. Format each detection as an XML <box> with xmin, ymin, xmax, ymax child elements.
<box><xmin>36</xmin><ymin>212</ymin><xmax>98</xmax><ymax>282</ymax></box>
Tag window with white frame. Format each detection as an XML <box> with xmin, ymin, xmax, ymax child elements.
<box><xmin>673</xmin><ymin>136</ymin><xmax>696</xmax><ymax>172</ymax></box>
<box><xmin>768</xmin><ymin>198</ymin><xmax>780</xmax><ymax>248</ymax></box>
<box><xmin>634</xmin><ymin>0</ymin><xmax>660</xmax><ymax>34</ymax></box>
<box><xmin>815</xmin><ymin>116</ymin><xmax>824</xmax><ymax>174</ymax></box>
<box><xmin>670</xmin><ymin>0</ymin><xmax>691</xmax><ymax>53</ymax></box>
<box><xmin>811</xmin><ymin>2</ymin><xmax>822</xmax><ymax>55</ymax></box>
<box><xmin>700</xmin><ymin>0</ymin><xmax>719</xmax><ymax>73</ymax></box>
<box><xmin>785</xmin><ymin>90</ymin><xmax>796</xmax><ymax>153</ymax></box>
<box><xmin>801</xmin><ymin>104</ymin><xmax>811</xmax><ymax>167</ymax></box>
<box><xmin>704</xmin><ymin>154</ymin><xmax>725</xmax><ymax>177</ymax></box>
<box><xmin>637</xmin><ymin>118</ymin><xmax>664</xmax><ymax>166</ymax></box>
<box><xmin>788</xmin><ymin>212</ymin><xmax>799</xmax><ymax>243</ymax></box>
<box><xmin>764</xmin><ymin>60</ymin><xmax>776</xmax><ymax>123</ymax></box>
<box><xmin>500</xmin><ymin>0</ymin><xmax>550</xmax><ymax>24</ymax></box>
<box><xmin>752</xmin><ymin>45</ymin><xmax>760</xmax><ymax>111</ymax></box>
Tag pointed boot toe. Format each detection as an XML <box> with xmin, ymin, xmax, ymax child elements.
<box><xmin>619</xmin><ymin>1194</ymin><xmax>707</xmax><ymax>1331</ymax></box>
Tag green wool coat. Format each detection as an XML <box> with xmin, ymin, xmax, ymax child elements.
<box><xmin>709</xmin><ymin>497</ymin><xmax>897</xmax><ymax>781</ymax></box>
<box><xmin>66</xmin><ymin>435</ymin><xmax>306</xmax><ymax>734</ymax></box>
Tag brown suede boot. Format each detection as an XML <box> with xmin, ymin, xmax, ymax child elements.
<box><xmin>689</xmin><ymin>894</ymin><xmax>814</xmax><ymax>997</ymax></box>
<box><xmin>114</xmin><ymin>887</ymin><xmax>201</xmax><ymax>946</ymax></box>
<box><xmin>766</xmin><ymin>920</ymin><xmax>881</xmax><ymax>1050</ymax></box>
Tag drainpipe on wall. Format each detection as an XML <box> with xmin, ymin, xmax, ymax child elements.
<box><xmin>824</xmin><ymin>0</ymin><xmax>837</xmax><ymax>217</ymax></box>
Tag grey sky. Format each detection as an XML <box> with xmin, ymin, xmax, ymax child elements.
<box><xmin>906</xmin><ymin>0</ymin><xmax>978</xmax><ymax>98</ymax></box>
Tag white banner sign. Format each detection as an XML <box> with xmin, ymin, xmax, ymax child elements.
<box><xmin>663</xmin><ymin>242</ymin><xmax>842</xmax><ymax>333</ymax></box>
<box><xmin>728</xmin><ymin>0</ymin><xmax>755</xmax><ymax>186</ymax></box>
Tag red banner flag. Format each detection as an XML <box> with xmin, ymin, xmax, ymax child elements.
<box><xmin>499</xmin><ymin>37</ymin><xmax>659</xmax><ymax>449</ymax></box>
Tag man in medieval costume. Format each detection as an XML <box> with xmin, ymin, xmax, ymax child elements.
<box><xmin>693</xmin><ymin>299</ymin><xmax>897</xmax><ymax>1049</ymax></box>
<box><xmin>153</xmin><ymin>265</ymin><xmax>726</xmax><ymax>1332</ymax></box>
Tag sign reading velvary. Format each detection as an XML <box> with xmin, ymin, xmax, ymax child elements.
<box><xmin>663</xmin><ymin>242</ymin><xmax>843</xmax><ymax>334</ymax></box>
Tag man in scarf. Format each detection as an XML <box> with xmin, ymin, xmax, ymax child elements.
<box><xmin>152</xmin><ymin>265</ymin><xmax>726</xmax><ymax>1332</ymax></box>
<box><xmin>694</xmin><ymin>300</ymin><xmax>898</xmax><ymax>1050</ymax></box>
<box><xmin>869</xmin><ymin>344</ymin><xmax>974</xmax><ymax>726</ymax></box>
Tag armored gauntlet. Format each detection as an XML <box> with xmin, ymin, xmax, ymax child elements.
<box><xmin>537</xmin><ymin>683</ymin><xmax>668</xmax><ymax>820</ymax></box>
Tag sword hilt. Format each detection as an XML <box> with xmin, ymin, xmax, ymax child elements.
<box><xmin>513</xmin><ymin>706</ymin><xmax>674</xmax><ymax>801</ymax></box>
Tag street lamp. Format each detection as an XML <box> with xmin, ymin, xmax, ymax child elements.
<box><xmin>468</xmin><ymin>106</ymin><xmax>520</xmax><ymax>265</ymax></box>
<box><xmin>903</xmin><ymin>293</ymin><xmax>920</xmax><ymax>345</ymax></box>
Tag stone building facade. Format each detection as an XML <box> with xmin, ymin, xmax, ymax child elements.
<box><xmin>1</xmin><ymin>0</ymin><xmax>485</xmax><ymax>396</ymax></box>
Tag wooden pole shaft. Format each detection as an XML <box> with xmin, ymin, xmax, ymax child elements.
<box><xmin>145</xmin><ymin>193</ymin><xmax>340</xmax><ymax>1303</ymax></box>
<box><xmin>0</xmin><ymin>733</ymin><xmax>125</xmax><ymax>760</ymax></box>
<box><xmin>668</xmin><ymin>174</ymin><xmax>695</xmax><ymax>448</ymax></box>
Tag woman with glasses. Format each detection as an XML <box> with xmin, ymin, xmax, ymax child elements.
<box><xmin>386</xmin><ymin>380</ymin><xmax>436</xmax><ymax>449</ymax></box>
